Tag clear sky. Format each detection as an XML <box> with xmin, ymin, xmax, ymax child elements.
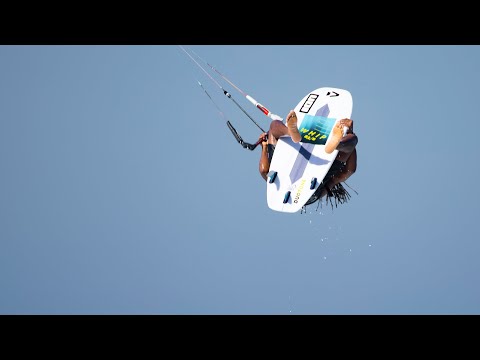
<box><xmin>1</xmin><ymin>45</ymin><xmax>479</xmax><ymax>315</ymax></box>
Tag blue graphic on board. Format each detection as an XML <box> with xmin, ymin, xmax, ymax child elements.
<box><xmin>289</xmin><ymin>104</ymin><xmax>335</xmax><ymax>183</ymax></box>
<box><xmin>298</xmin><ymin>105</ymin><xmax>336</xmax><ymax>145</ymax></box>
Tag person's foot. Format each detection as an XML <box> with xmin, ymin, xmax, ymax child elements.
<box><xmin>324</xmin><ymin>123</ymin><xmax>344</xmax><ymax>154</ymax></box>
<box><xmin>286</xmin><ymin>110</ymin><xmax>302</xmax><ymax>143</ymax></box>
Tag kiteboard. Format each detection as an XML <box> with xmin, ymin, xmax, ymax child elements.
<box><xmin>266</xmin><ymin>87</ymin><xmax>353</xmax><ymax>213</ymax></box>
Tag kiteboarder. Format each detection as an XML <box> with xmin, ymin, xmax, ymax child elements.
<box><xmin>258</xmin><ymin>110</ymin><xmax>358</xmax><ymax>209</ymax></box>
<box><xmin>178</xmin><ymin>45</ymin><xmax>358</xmax><ymax>210</ymax></box>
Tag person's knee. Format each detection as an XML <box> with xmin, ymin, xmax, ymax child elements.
<box><xmin>269</xmin><ymin>120</ymin><xmax>284</xmax><ymax>130</ymax></box>
<box><xmin>338</xmin><ymin>134</ymin><xmax>358</xmax><ymax>151</ymax></box>
<box><xmin>269</xmin><ymin>120</ymin><xmax>288</xmax><ymax>142</ymax></box>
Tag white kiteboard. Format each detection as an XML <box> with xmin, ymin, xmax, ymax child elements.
<box><xmin>266</xmin><ymin>87</ymin><xmax>353</xmax><ymax>213</ymax></box>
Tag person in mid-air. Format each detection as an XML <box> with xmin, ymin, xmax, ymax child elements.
<box><xmin>257</xmin><ymin>110</ymin><xmax>358</xmax><ymax>210</ymax></box>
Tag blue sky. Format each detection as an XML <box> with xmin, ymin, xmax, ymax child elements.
<box><xmin>1</xmin><ymin>45</ymin><xmax>479</xmax><ymax>314</ymax></box>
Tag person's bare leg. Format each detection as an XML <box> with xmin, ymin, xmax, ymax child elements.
<box><xmin>325</xmin><ymin>124</ymin><xmax>345</xmax><ymax>154</ymax></box>
<box><xmin>325</xmin><ymin>118</ymin><xmax>354</xmax><ymax>154</ymax></box>
<box><xmin>267</xmin><ymin>120</ymin><xmax>289</xmax><ymax>145</ymax></box>
<box><xmin>336</xmin><ymin>133</ymin><xmax>358</xmax><ymax>162</ymax></box>
<box><xmin>285</xmin><ymin>110</ymin><xmax>302</xmax><ymax>143</ymax></box>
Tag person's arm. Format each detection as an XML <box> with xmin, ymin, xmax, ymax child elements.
<box><xmin>316</xmin><ymin>148</ymin><xmax>357</xmax><ymax>199</ymax></box>
<box><xmin>327</xmin><ymin>148</ymin><xmax>357</xmax><ymax>188</ymax></box>
<box><xmin>335</xmin><ymin>118</ymin><xmax>357</xmax><ymax>162</ymax></box>
<box><xmin>258</xmin><ymin>133</ymin><xmax>270</xmax><ymax>181</ymax></box>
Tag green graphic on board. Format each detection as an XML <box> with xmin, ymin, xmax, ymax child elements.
<box><xmin>298</xmin><ymin>115</ymin><xmax>336</xmax><ymax>144</ymax></box>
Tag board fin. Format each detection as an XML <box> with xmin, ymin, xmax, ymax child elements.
<box><xmin>267</xmin><ymin>171</ymin><xmax>277</xmax><ymax>183</ymax></box>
